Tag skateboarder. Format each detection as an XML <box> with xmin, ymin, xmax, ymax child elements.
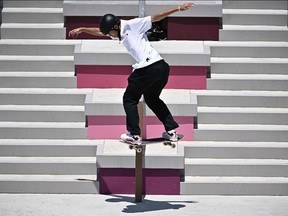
<box><xmin>69</xmin><ymin>2</ymin><xmax>195</xmax><ymax>144</ymax></box>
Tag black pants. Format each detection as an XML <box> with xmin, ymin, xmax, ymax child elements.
<box><xmin>123</xmin><ymin>60</ymin><xmax>179</xmax><ymax>135</ymax></box>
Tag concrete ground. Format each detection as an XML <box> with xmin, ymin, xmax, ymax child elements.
<box><xmin>1</xmin><ymin>194</ymin><xmax>288</xmax><ymax>216</ymax></box>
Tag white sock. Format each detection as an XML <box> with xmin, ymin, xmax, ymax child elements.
<box><xmin>168</xmin><ymin>129</ymin><xmax>175</xmax><ymax>134</ymax></box>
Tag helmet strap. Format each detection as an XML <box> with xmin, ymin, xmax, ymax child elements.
<box><xmin>112</xmin><ymin>24</ymin><xmax>121</xmax><ymax>41</ymax></box>
<box><xmin>117</xmin><ymin>29</ymin><xmax>121</xmax><ymax>41</ymax></box>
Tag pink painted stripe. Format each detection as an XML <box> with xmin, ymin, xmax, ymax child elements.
<box><xmin>143</xmin><ymin>116</ymin><xmax>194</xmax><ymax>140</ymax></box>
<box><xmin>88</xmin><ymin>116</ymin><xmax>126</xmax><ymax>140</ymax></box>
<box><xmin>168</xmin><ymin>66</ymin><xmax>207</xmax><ymax>89</ymax></box>
<box><xmin>88</xmin><ymin>116</ymin><xmax>194</xmax><ymax>140</ymax></box>
<box><xmin>168</xmin><ymin>17</ymin><xmax>219</xmax><ymax>40</ymax></box>
<box><xmin>77</xmin><ymin>65</ymin><xmax>207</xmax><ymax>89</ymax></box>
<box><xmin>65</xmin><ymin>16</ymin><xmax>219</xmax><ymax>41</ymax></box>
<box><xmin>76</xmin><ymin>65</ymin><xmax>131</xmax><ymax>88</ymax></box>
<box><xmin>99</xmin><ymin>168</ymin><xmax>180</xmax><ymax>195</ymax></box>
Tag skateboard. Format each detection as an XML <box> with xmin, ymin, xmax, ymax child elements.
<box><xmin>121</xmin><ymin>134</ymin><xmax>184</xmax><ymax>153</ymax></box>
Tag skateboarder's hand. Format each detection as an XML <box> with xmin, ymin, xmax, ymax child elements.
<box><xmin>179</xmin><ymin>2</ymin><xmax>196</xmax><ymax>11</ymax></box>
<box><xmin>69</xmin><ymin>28</ymin><xmax>82</xmax><ymax>39</ymax></box>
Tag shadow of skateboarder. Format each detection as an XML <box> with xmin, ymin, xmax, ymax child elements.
<box><xmin>105</xmin><ymin>195</ymin><xmax>198</xmax><ymax>214</ymax></box>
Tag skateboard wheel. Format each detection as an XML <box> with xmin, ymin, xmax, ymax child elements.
<box><xmin>171</xmin><ymin>143</ymin><xmax>176</xmax><ymax>148</ymax></box>
<box><xmin>164</xmin><ymin>141</ymin><xmax>170</xmax><ymax>146</ymax></box>
<box><xmin>129</xmin><ymin>145</ymin><xmax>134</xmax><ymax>150</ymax></box>
<box><xmin>136</xmin><ymin>147</ymin><xmax>142</xmax><ymax>153</ymax></box>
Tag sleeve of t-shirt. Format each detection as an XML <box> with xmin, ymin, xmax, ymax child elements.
<box><xmin>128</xmin><ymin>16</ymin><xmax>152</xmax><ymax>34</ymax></box>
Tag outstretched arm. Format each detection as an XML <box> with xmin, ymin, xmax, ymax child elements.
<box><xmin>69</xmin><ymin>27</ymin><xmax>105</xmax><ymax>39</ymax></box>
<box><xmin>151</xmin><ymin>2</ymin><xmax>195</xmax><ymax>23</ymax></box>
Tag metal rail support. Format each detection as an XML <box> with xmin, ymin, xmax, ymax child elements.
<box><xmin>138</xmin><ymin>0</ymin><xmax>146</xmax><ymax>18</ymax></box>
<box><xmin>135</xmin><ymin>145</ymin><xmax>143</xmax><ymax>202</ymax></box>
<box><xmin>134</xmin><ymin>101</ymin><xmax>144</xmax><ymax>202</ymax></box>
<box><xmin>135</xmin><ymin>0</ymin><xmax>146</xmax><ymax>198</ymax></box>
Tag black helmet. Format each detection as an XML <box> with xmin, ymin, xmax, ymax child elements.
<box><xmin>100</xmin><ymin>14</ymin><xmax>120</xmax><ymax>35</ymax></box>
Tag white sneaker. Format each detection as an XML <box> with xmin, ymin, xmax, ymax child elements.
<box><xmin>162</xmin><ymin>131</ymin><xmax>180</xmax><ymax>142</ymax></box>
<box><xmin>121</xmin><ymin>133</ymin><xmax>141</xmax><ymax>144</ymax></box>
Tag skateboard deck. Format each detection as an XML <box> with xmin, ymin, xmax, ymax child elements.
<box><xmin>121</xmin><ymin>134</ymin><xmax>184</xmax><ymax>153</ymax></box>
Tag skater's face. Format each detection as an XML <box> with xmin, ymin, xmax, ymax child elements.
<box><xmin>107</xmin><ymin>29</ymin><xmax>118</xmax><ymax>38</ymax></box>
<box><xmin>106</xmin><ymin>24</ymin><xmax>119</xmax><ymax>39</ymax></box>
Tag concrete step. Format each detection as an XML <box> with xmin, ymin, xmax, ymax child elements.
<box><xmin>86</xmin><ymin>88</ymin><xmax>197</xmax><ymax>117</ymax></box>
<box><xmin>197</xmin><ymin>107</ymin><xmax>288</xmax><ymax>125</ymax></box>
<box><xmin>184</xmin><ymin>141</ymin><xmax>288</xmax><ymax>159</ymax></box>
<box><xmin>0</xmin><ymin>105</ymin><xmax>85</xmax><ymax>122</ymax></box>
<box><xmin>195</xmin><ymin>90</ymin><xmax>288</xmax><ymax>108</ymax></box>
<box><xmin>194</xmin><ymin>124</ymin><xmax>288</xmax><ymax>142</ymax></box>
<box><xmin>63</xmin><ymin>0</ymin><xmax>138</xmax><ymax>17</ymax></box>
<box><xmin>0</xmin><ymin>139</ymin><xmax>98</xmax><ymax>157</ymax></box>
<box><xmin>210</xmin><ymin>57</ymin><xmax>288</xmax><ymax>75</ymax></box>
<box><xmin>63</xmin><ymin>0</ymin><xmax>222</xmax><ymax>17</ymax></box>
<box><xmin>0</xmin><ymin>175</ymin><xmax>99</xmax><ymax>194</ymax></box>
<box><xmin>3</xmin><ymin>0</ymin><xmax>63</xmax><ymax>8</ymax></box>
<box><xmin>0</xmin><ymin>157</ymin><xmax>96</xmax><ymax>175</ymax></box>
<box><xmin>223</xmin><ymin>9</ymin><xmax>288</xmax><ymax>26</ymax></box>
<box><xmin>0</xmin><ymin>72</ymin><xmax>75</xmax><ymax>77</ymax></box>
<box><xmin>206</xmin><ymin>41</ymin><xmax>288</xmax><ymax>58</ymax></box>
<box><xmin>181</xmin><ymin>176</ymin><xmax>288</xmax><ymax>195</ymax></box>
<box><xmin>96</xmin><ymin>139</ymin><xmax>185</xmax><ymax>169</ymax></box>
<box><xmin>223</xmin><ymin>0</ymin><xmax>287</xmax><ymax>10</ymax></box>
<box><xmin>0</xmin><ymin>55</ymin><xmax>74</xmax><ymax>72</ymax></box>
<box><xmin>0</xmin><ymin>76</ymin><xmax>76</xmax><ymax>88</ymax></box>
<box><xmin>0</xmin><ymin>88</ymin><xmax>89</xmax><ymax>105</ymax></box>
<box><xmin>2</xmin><ymin>7</ymin><xmax>64</xmax><ymax>23</ymax></box>
<box><xmin>185</xmin><ymin>158</ymin><xmax>288</xmax><ymax>177</ymax></box>
<box><xmin>207</xmin><ymin>74</ymin><xmax>288</xmax><ymax>91</ymax></box>
<box><xmin>0</xmin><ymin>122</ymin><xmax>87</xmax><ymax>139</ymax></box>
<box><xmin>220</xmin><ymin>25</ymin><xmax>288</xmax><ymax>42</ymax></box>
<box><xmin>75</xmin><ymin>40</ymin><xmax>210</xmax><ymax>66</ymax></box>
<box><xmin>1</xmin><ymin>23</ymin><xmax>66</xmax><ymax>39</ymax></box>
<box><xmin>0</xmin><ymin>39</ymin><xmax>79</xmax><ymax>56</ymax></box>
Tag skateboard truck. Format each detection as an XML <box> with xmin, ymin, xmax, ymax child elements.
<box><xmin>129</xmin><ymin>144</ymin><xmax>143</xmax><ymax>153</ymax></box>
<box><xmin>129</xmin><ymin>141</ymin><xmax>176</xmax><ymax>152</ymax></box>
<box><xmin>163</xmin><ymin>141</ymin><xmax>176</xmax><ymax>148</ymax></box>
<box><xmin>126</xmin><ymin>135</ymin><xmax>183</xmax><ymax>152</ymax></box>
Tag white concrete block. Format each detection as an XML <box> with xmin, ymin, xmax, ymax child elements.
<box><xmin>85</xmin><ymin>88</ymin><xmax>198</xmax><ymax>117</ymax></box>
<box><xmin>63</xmin><ymin>0</ymin><xmax>222</xmax><ymax>17</ymax></box>
<box><xmin>96</xmin><ymin>140</ymin><xmax>185</xmax><ymax>169</ymax></box>
<box><xmin>75</xmin><ymin>40</ymin><xmax>210</xmax><ymax>66</ymax></box>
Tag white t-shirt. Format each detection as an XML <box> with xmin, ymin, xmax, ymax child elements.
<box><xmin>120</xmin><ymin>16</ymin><xmax>163</xmax><ymax>70</ymax></box>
